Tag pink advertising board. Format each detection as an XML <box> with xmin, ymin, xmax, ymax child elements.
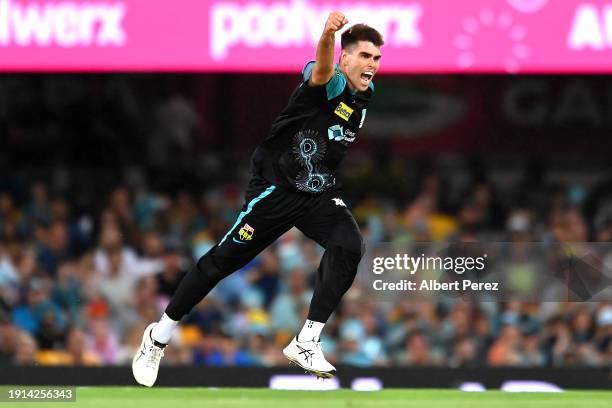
<box><xmin>0</xmin><ymin>0</ymin><xmax>611</xmax><ymax>73</ymax></box>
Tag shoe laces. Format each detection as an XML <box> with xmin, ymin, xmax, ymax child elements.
<box><xmin>145</xmin><ymin>343</ymin><xmax>165</xmax><ymax>369</ymax></box>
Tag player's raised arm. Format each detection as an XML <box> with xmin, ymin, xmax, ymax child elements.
<box><xmin>309</xmin><ymin>11</ymin><xmax>348</xmax><ymax>86</ymax></box>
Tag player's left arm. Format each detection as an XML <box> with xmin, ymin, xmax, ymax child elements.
<box><xmin>309</xmin><ymin>11</ymin><xmax>348</xmax><ymax>87</ymax></box>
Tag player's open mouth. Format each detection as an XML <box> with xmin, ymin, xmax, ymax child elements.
<box><xmin>360</xmin><ymin>71</ymin><xmax>374</xmax><ymax>86</ymax></box>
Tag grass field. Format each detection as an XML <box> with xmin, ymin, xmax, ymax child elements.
<box><xmin>8</xmin><ymin>387</ymin><xmax>612</xmax><ymax>408</ymax></box>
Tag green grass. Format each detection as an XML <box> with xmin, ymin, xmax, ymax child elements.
<box><xmin>9</xmin><ymin>387</ymin><xmax>612</xmax><ymax>408</ymax></box>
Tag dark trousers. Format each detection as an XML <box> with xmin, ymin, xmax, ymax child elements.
<box><xmin>165</xmin><ymin>176</ymin><xmax>364</xmax><ymax>324</ymax></box>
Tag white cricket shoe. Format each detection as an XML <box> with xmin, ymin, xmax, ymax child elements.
<box><xmin>132</xmin><ymin>323</ymin><xmax>166</xmax><ymax>387</ymax></box>
<box><xmin>283</xmin><ymin>336</ymin><xmax>336</xmax><ymax>378</ymax></box>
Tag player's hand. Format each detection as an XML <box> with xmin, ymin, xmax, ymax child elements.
<box><xmin>324</xmin><ymin>11</ymin><xmax>348</xmax><ymax>34</ymax></box>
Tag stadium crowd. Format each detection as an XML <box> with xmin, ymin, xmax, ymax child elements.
<box><xmin>0</xmin><ymin>74</ymin><xmax>611</xmax><ymax>368</ymax></box>
<box><xmin>1</xmin><ymin>167</ymin><xmax>611</xmax><ymax>368</ymax></box>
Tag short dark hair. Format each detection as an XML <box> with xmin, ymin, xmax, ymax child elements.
<box><xmin>341</xmin><ymin>24</ymin><xmax>384</xmax><ymax>50</ymax></box>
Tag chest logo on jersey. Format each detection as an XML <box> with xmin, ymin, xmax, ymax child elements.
<box><xmin>334</xmin><ymin>102</ymin><xmax>354</xmax><ymax>122</ymax></box>
<box><xmin>328</xmin><ymin>125</ymin><xmax>356</xmax><ymax>143</ymax></box>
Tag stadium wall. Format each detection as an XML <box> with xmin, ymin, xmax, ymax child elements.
<box><xmin>1</xmin><ymin>367</ymin><xmax>610</xmax><ymax>390</ymax></box>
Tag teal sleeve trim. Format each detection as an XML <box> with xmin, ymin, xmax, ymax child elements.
<box><xmin>325</xmin><ymin>65</ymin><xmax>346</xmax><ymax>100</ymax></box>
<box><xmin>218</xmin><ymin>185</ymin><xmax>276</xmax><ymax>246</ymax></box>
<box><xmin>302</xmin><ymin>61</ymin><xmax>315</xmax><ymax>82</ymax></box>
<box><xmin>302</xmin><ymin>61</ymin><xmax>346</xmax><ymax>100</ymax></box>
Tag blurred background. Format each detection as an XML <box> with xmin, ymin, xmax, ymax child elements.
<box><xmin>0</xmin><ymin>0</ymin><xmax>611</xmax><ymax>379</ymax></box>
<box><xmin>1</xmin><ymin>73</ymin><xmax>611</xmax><ymax>369</ymax></box>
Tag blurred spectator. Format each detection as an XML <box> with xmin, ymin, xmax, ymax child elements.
<box><xmin>251</xmin><ymin>251</ymin><xmax>281</xmax><ymax>309</ymax></box>
<box><xmin>0</xmin><ymin>315</ymin><xmax>17</xmax><ymax>364</ymax></box>
<box><xmin>449</xmin><ymin>337</ymin><xmax>479</xmax><ymax>368</ymax></box>
<box><xmin>522</xmin><ymin>330</ymin><xmax>545</xmax><ymax>366</ymax></box>
<box><xmin>269</xmin><ymin>269</ymin><xmax>312</xmax><ymax>334</ymax></box>
<box><xmin>25</xmin><ymin>182</ymin><xmax>51</xmax><ymax>228</ymax></box>
<box><xmin>192</xmin><ymin>333</ymin><xmax>252</xmax><ymax>366</ymax></box>
<box><xmin>13</xmin><ymin>330</ymin><xmax>38</xmax><ymax>365</ymax></box>
<box><xmin>0</xmin><ymin>128</ymin><xmax>612</xmax><ymax>368</ymax></box>
<box><xmin>64</xmin><ymin>328</ymin><xmax>101</xmax><ymax>365</ymax></box>
<box><xmin>0</xmin><ymin>192</ymin><xmax>22</xmax><ymax>241</ymax></box>
<box><xmin>11</xmin><ymin>278</ymin><xmax>65</xmax><ymax>337</ymax></box>
<box><xmin>488</xmin><ymin>325</ymin><xmax>523</xmax><ymax>366</ymax></box>
<box><xmin>594</xmin><ymin>305</ymin><xmax>612</xmax><ymax>365</ymax></box>
<box><xmin>395</xmin><ymin>331</ymin><xmax>441</xmax><ymax>366</ymax></box>
<box><xmin>94</xmin><ymin>223</ymin><xmax>162</xmax><ymax>278</ymax></box>
<box><xmin>155</xmin><ymin>243</ymin><xmax>187</xmax><ymax>300</ymax></box>
<box><xmin>86</xmin><ymin>318</ymin><xmax>120</xmax><ymax>364</ymax></box>
<box><xmin>36</xmin><ymin>220</ymin><xmax>72</xmax><ymax>276</ymax></box>
<box><xmin>52</xmin><ymin>261</ymin><xmax>82</xmax><ymax>324</ymax></box>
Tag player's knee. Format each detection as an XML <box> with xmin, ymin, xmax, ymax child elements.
<box><xmin>350</xmin><ymin>234</ymin><xmax>365</xmax><ymax>260</ymax></box>
<box><xmin>329</xmin><ymin>227</ymin><xmax>364</xmax><ymax>259</ymax></box>
<box><xmin>357</xmin><ymin>236</ymin><xmax>366</xmax><ymax>259</ymax></box>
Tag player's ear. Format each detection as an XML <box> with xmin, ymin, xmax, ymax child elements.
<box><xmin>340</xmin><ymin>49</ymin><xmax>349</xmax><ymax>67</ymax></box>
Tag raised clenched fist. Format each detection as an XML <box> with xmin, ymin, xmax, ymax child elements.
<box><xmin>324</xmin><ymin>11</ymin><xmax>348</xmax><ymax>34</ymax></box>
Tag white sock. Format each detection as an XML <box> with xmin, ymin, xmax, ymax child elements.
<box><xmin>151</xmin><ymin>313</ymin><xmax>178</xmax><ymax>344</ymax></box>
<box><xmin>297</xmin><ymin>319</ymin><xmax>325</xmax><ymax>342</ymax></box>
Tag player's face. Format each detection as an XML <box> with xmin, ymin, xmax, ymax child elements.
<box><xmin>340</xmin><ymin>41</ymin><xmax>382</xmax><ymax>92</ymax></box>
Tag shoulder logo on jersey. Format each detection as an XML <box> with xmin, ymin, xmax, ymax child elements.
<box><xmin>334</xmin><ymin>102</ymin><xmax>354</xmax><ymax>122</ymax></box>
<box><xmin>238</xmin><ymin>223</ymin><xmax>255</xmax><ymax>241</ymax></box>
<box><xmin>332</xmin><ymin>198</ymin><xmax>346</xmax><ymax>207</ymax></box>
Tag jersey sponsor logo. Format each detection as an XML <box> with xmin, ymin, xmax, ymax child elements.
<box><xmin>210</xmin><ymin>0</ymin><xmax>423</xmax><ymax>61</ymax></box>
<box><xmin>0</xmin><ymin>0</ymin><xmax>127</xmax><ymax>48</ymax></box>
<box><xmin>343</xmin><ymin>128</ymin><xmax>356</xmax><ymax>142</ymax></box>
<box><xmin>334</xmin><ymin>102</ymin><xmax>354</xmax><ymax>122</ymax></box>
<box><xmin>328</xmin><ymin>124</ymin><xmax>357</xmax><ymax>144</ymax></box>
<box><xmin>238</xmin><ymin>223</ymin><xmax>254</xmax><ymax>241</ymax></box>
<box><xmin>332</xmin><ymin>198</ymin><xmax>346</xmax><ymax>207</ymax></box>
<box><xmin>328</xmin><ymin>124</ymin><xmax>344</xmax><ymax>141</ymax></box>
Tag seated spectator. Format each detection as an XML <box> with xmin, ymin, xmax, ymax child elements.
<box><xmin>488</xmin><ymin>325</ymin><xmax>524</xmax><ymax>366</ymax></box>
<box><xmin>11</xmin><ymin>278</ymin><xmax>65</xmax><ymax>337</ymax></box>
<box><xmin>13</xmin><ymin>330</ymin><xmax>38</xmax><ymax>365</ymax></box>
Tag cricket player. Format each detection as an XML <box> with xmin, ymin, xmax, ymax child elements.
<box><xmin>133</xmin><ymin>11</ymin><xmax>383</xmax><ymax>386</ymax></box>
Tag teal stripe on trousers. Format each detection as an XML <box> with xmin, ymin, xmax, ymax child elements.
<box><xmin>219</xmin><ymin>185</ymin><xmax>276</xmax><ymax>246</ymax></box>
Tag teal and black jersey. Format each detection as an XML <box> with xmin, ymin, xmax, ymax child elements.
<box><xmin>251</xmin><ymin>61</ymin><xmax>374</xmax><ymax>194</ymax></box>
